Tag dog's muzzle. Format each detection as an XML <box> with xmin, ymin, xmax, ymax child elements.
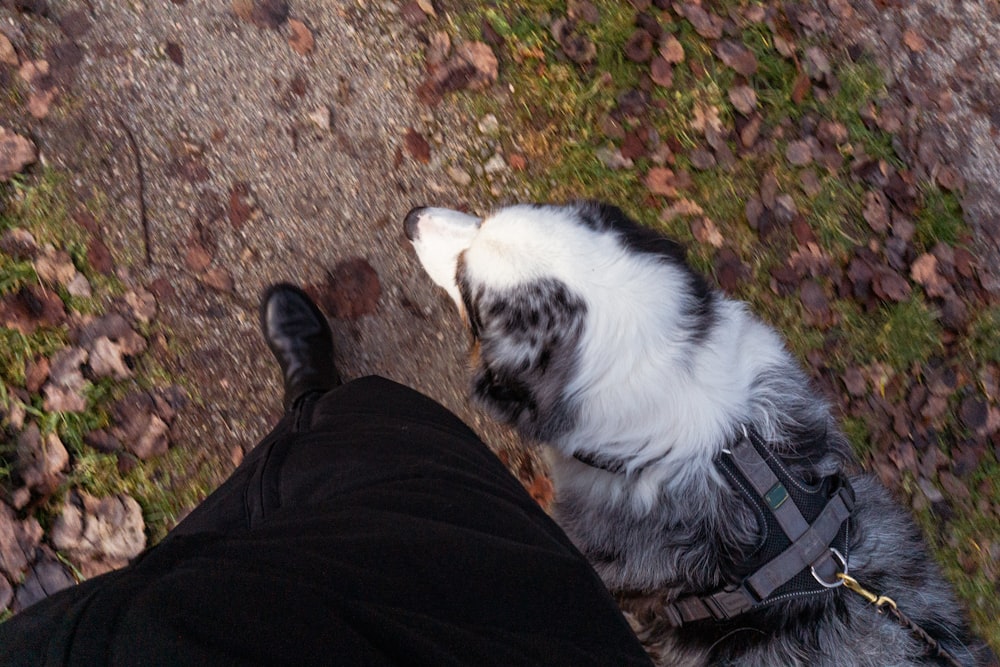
<box><xmin>403</xmin><ymin>207</ymin><xmax>483</xmax><ymax>308</ymax></box>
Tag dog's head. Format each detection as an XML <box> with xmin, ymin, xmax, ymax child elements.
<box><xmin>405</xmin><ymin>201</ymin><xmax>714</xmax><ymax>455</ymax></box>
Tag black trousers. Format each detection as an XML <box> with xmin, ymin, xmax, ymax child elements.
<box><xmin>0</xmin><ymin>377</ymin><xmax>651</xmax><ymax>666</ymax></box>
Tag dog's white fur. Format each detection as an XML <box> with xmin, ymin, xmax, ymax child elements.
<box><xmin>411</xmin><ymin>204</ymin><xmax>802</xmax><ymax>514</ymax></box>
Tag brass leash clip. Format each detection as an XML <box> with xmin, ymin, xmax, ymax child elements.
<box><xmin>836</xmin><ymin>573</ymin><xmax>897</xmax><ymax>612</ymax></box>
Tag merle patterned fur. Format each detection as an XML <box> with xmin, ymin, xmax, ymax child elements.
<box><xmin>409</xmin><ymin>201</ymin><xmax>990</xmax><ymax>666</ymax></box>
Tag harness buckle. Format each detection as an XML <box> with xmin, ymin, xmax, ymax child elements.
<box><xmin>811</xmin><ymin>547</ymin><xmax>847</xmax><ymax>588</ymax></box>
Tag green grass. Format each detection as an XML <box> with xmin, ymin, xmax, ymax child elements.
<box><xmin>444</xmin><ymin>0</ymin><xmax>997</xmax><ymax>651</ymax></box>
<box><xmin>916</xmin><ymin>185</ymin><xmax>965</xmax><ymax>250</ymax></box>
<box><xmin>0</xmin><ymin>167</ymin><xmax>208</xmax><ymax>580</ymax></box>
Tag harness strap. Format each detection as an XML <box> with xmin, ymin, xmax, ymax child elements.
<box><xmin>661</xmin><ymin>429</ymin><xmax>854</xmax><ymax>627</ymax></box>
<box><xmin>745</xmin><ymin>487</ymin><xmax>852</xmax><ymax>599</ymax></box>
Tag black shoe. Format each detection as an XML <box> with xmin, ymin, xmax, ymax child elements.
<box><xmin>259</xmin><ymin>283</ymin><xmax>341</xmax><ymax>410</ymax></box>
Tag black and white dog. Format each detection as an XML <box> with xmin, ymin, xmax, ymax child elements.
<box><xmin>404</xmin><ymin>201</ymin><xmax>986</xmax><ymax>666</ymax></box>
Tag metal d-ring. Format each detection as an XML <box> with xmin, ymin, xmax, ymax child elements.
<box><xmin>811</xmin><ymin>547</ymin><xmax>848</xmax><ymax>588</ymax></box>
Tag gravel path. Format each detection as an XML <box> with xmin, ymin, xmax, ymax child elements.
<box><xmin>13</xmin><ymin>0</ymin><xmax>533</xmax><ymax>496</ymax></box>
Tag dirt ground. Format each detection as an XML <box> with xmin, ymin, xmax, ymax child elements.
<box><xmin>3</xmin><ymin>0</ymin><xmax>1000</xmax><ymax>650</ymax></box>
<box><xmin>4</xmin><ymin>0</ymin><xmax>536</xmax><ymax>500</ymax></box>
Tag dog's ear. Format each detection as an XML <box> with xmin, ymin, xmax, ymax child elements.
<box><xmin>470</xmin><ymin>279</ymin><xmax>587</xmax><ymax>441</ymax></box>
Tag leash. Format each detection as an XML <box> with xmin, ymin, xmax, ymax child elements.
<box><xmin>836</xmin><ymin>573</ymin><xmax>967</xmax><ymax>667</ymax></box>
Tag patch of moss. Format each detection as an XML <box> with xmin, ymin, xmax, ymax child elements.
<box><xmin>916</xmin><ymin>185</ymin><xmax>965</xmax><ymax>250</ymax></box>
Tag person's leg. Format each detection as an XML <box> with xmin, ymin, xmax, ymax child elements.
<box><xmin>166</xmin><ymin>284</ymin><xmax>340</xmax><ymax>538</ymax></box>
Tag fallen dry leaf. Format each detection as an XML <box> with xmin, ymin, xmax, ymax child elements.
<box><xmin>200</xmin><ymin>268</ymin><xmax>234</xmax><ymax>293</ymax></box>
<box><xmin>902</xmin><ymin>29</ymin><xmax>926</xmax><ymax>53</ymax></box>
<box><xmin>308</xmin><ymin>257</ymin><xmax>382</xmax><ymax>320</ymax></box>
<box><xmin>417</xmin><ymin>41</ymin><xmax>499</xmax><ymax>104</ymax></box>
<box><xmin>691</xmin><ymin>217</ymin><xmax>724</xmax><ymax>248</ymax></box>
<box><xmin>728</xmin><ymin>85</ymin><xmax>756</xmax><ymax>115</ymax></box>
<box><xmin>0</xmin><ymin>127</ymin><xmax>37</xmax><ymax>181</ymax></box>
<box><xmin>650</xmin><ymin>56</ymin><xmax>673</xmax><ymax>87</ymax></box>
<box><xmin>228</xmin><ymin>182</ymin><xmax>254</xmax><ymax>229</ymax></box>
<box><xmin>660</xmin><ymin>198</ymin><xmax>704</xmax><ymax>222</ymax></box>
<box><xmin>659</xmin><ymin>35</ymin><xmax>684</xmax><ymax>64</ymax></box>
<box><xmin>785</xmin><ymin>140</ymin><xmax>812</xmax><ymax>166</ymax></box>
<box><xmin>624</xmin><ymin>28</ymin><xmax>653</xmax><ymax>63</ymax></box>
<box><xmin>403</xmin><ymin>128</ymin><xmax>431</xmax><ymax>164</ymax></box>
<box><xmin>288</xmin><ymin>18</ymin><xmax>314</xmax><ymax>55</ymax></box>
<box><xmin>415</xmin><ymin>0</ymin><xmax>435</xmax><ymax>17</ymax></box>
<box><xmin>645</xmin><ymin>167</ymin><xmax>678</xmax><ymax>197</ymax></box>
<box><xmin>165</xmin><ymin>41</ymin><xmax>183</xmax><ymax>66</ymax></box>
<box><xmin>233</xmin><ymin>0</ymin><xmax>288</xmax><ymax>29</ymax></box>
<box><xmin>872</xmin><ymin>267</ymin><xmax>911</xmax><ymax>302</ymax></box>
<box><xmin>910</xmin><ymin>253</ymin><xmax>952</xmax><ymax>299</ymax></box>
<box><xmin>551</xmin><ymin>18</ymin><xmax>597</xmax><ymax>66</ymax></box>
<box><xmin>0</xmin><ymin>34</ymin><xmax>17</xmax><ymax>66</ymax></box>
<box><xmin>715</xmin><ymin>40</ymin><xmax>757</xmax><ymax>76</ymax></box>
<box><xmin>679</xmin><ymin>3</ymin><xmax>723</xmax><ymax>39</ymax></box>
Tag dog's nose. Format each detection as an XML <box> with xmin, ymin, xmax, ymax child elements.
<box><xmin>403</xmin><ymin>207</ymin><xmax>426</xmax><ymax>242</ymax></box>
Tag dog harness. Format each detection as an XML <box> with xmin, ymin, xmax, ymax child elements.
<box><xmin>660</xmin><ymin>425</ymin><xmax>855</xmax><ymax>626</ymax></box>
<box><xmin>574</xmin><ymin>425</ymin><xmax>855</xmax><ymax>626</ymax></box>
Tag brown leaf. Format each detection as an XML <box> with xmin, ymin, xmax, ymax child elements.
<box><xmin>645</xmin><ymin>167</ymin><xmax>678</xmax><ymax>197</ymax></box>
<box><xmin>418</xmin><ymin>41</ymin><xmax>499</xmax><ymax>104</ymax></box>
<box><xmin>425</xmin><ymin>30</ymin><xmax>451</xmax><ymax>70</ymax></box>
<box><xmin>739</xmin><ymin>114</ymin><xmax>762</xmax><ymax>148</ymax></box>
<box><xmin>0</xmin><ymin>33</ymin><xmax>17</xmax><ymax>66</ymax></box>
<box><xmin>288</xmin><ymin>18</ymin><xmax>314</xmax><ymax>55</ymax></box>
<box><xmin>165</xmin><ymin>41</ymin><xmax>183</xmax><ymax>66</ymax></box>
<box><xmin>691</xmin><ymin>217</ymin><xmax>723</xmax><ymax>248</ymax></box>
<box><xmin>659</xmin><ymin>35</ymin><xmax>684</xmax><ymax>64</ymax></box>
<box><xmin>650</xmin><ymin>56</ymin><xmax>673</xmax><ymax>87</ymax></box>
<box><xmin>0</xmin><ymin>127</ymin><xmax>37</xmax><ymax>181</ymax></box>
<box><xmin>902</xmin><ymin>29</ymin><xmax>926</xmax><ymax>53</ymax></box>
<box><xmin>791</xmin><ymin>72</ymin><xmax>811</xmax><ymax>104</ymax></box>
<box><xmin>689</xmin><ymin>148</ymin><xmax>716</xmax><ymax>171</ymax></box>
<box><xmin>714</xmin><ymin>249</ymin><xmax>749</xmax><ymax>292</ymax></box>
<box><xmin>309</xmin><ymin>258</ymin><xmax>382</xmax><ymax>320</ymax></box>
<box><xmin>862</xmin><ymin>190</ymin><xmax>890</xmax><ymax>234</ymax></box>
<box><xmin>25</xmin><ymin>356</ymin><xmax>50</xmax><ymax>394</ymax></box>
<box><xmin>228</xmin><ymin>182</ymin><xmax>254</xmax><ymax>229</ymax></box>
<box><xmin>234</xmin><ymin>0</ymin><xmax>288</xmax><ymax>29</ymax></box>
<box><xmin>841</xmin><ymin>367</ymin><xmax>867</xmax><ymax>397</ymax></box>
<box><xmin>660</xmin><ymin>198</ymin><xmax>704</xmax><ymax>221</ymax></box>
<box><xmin>959</xmin><ymin>394</ymin><xmax>988</xmax><ymax>434</ymax></box>
<box><xmin>200</xmin><ymin>268</ymin><xmax>234</xmax><ymax>292</ymax></box>
<box><xmin>679</xmin><ymin>3</ymin><xmax>723</xmax><ymax>39</ymax></box>
<box><xmin>872</xmin><ymin>268</ymin><xmax>911</xmax><ymax>302</ymax></box>
<box><xmin>184</xmin><ymin>240</ymin><xmax>213</xmax><ymax>272</ymax></box>
<box><xmin>620</xmin><ymin>130</ymin><xmax>647</xmax><ymax>161</ymax></box>
<box><xmin>785</xmin><ymin>140</ymin><xmax>812</xmax><ymax>166</ymax></box>
<box><xmin>0</xmin><ymin>286</ymin><xmax>66</xmax><ymax>334</ymax></box>
<box><xmin>800</xmin><ymin>280</ymin><xmax>832</xmax><ymax>327</ymax></box>
<box><xmin>403</xmin><ymin>128</ymin><xmax>431</xmax><ymax>164</ymax></box>
<box><xmin>715</xmin><ymin>40</ymin><xmax>757</xmax><ymax>76</ymax></box>
<box><xmin>624</xmin><ymin>28</ymin><xmax>653</xmax><ymax>62</ymax></box>
<box><xmin>551</xmin><ymin>18</ymin><xmax>596</xmax><ymax>65</ymax></box>
<box><xmin>910</xmin><ymin>253</ymin><xmax>951</xmax><ymax>298</ymax></box>
<box><xmin>728</xmin><ymin>84</ymin><xmax>756</xmax><ymax>116</ymax></box>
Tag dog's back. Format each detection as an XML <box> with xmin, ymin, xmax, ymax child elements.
<box><xmin>406</xmin><ymin>201</ymin><xmax>988</xmax><ymax>666</ymax></box>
